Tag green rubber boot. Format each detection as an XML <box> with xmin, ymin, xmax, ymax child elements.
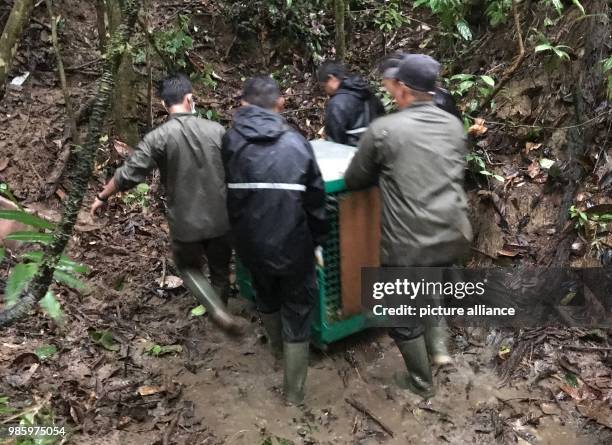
<box><xmin>283</xmin><ymin>341</ymin><xmax>309</xmax><ymax>405</ymax></box>
<box><xmin>260</xmin><ymin>312</ymin><xmax>283</xmax><ymax>360</ymax></box>
<box><xmin>425</xmin><ymin>325</ymin><xmax>453</xmax><ymax>366</ymax></box>
<box><xmin>394</xmin><ymin>335</ymin><xmax>436</xmax><ymax>398</ymax></box>
<box><xmin>181</xmin><ymin>269</ymin><xmax>244</xmax><ymax>336</ymax></box>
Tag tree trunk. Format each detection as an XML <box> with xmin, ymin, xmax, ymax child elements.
<box><xmin>96</xmin><ymin>0</ymin><xmax>108</xmax><ymax>52</ymax></box>
<box><xmin>108</xmin><ymin>0</ymin><xmax>140</xmax><ymax>146</ymax></box>
<box><xmin>334</xmin><ymin>0</ymin><xmax>346</xmax><ymax>61</ymax></box>
<box><xmin>0</xmin><ymin>0</ymin><xmax>35</xmax><ymax>98</ymax></box>
<box><xmin>0</xmin><ymin>0</ymin><xmax>142</xmax><ymax>328</ymax></box>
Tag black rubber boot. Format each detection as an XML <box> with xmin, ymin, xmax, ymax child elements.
<box><xmin>260</xmin><ymin>312</ymin><xmax>283</xmax><ymax>360</ymax></box>
<box><xmin>424</xmin><ymin>325</ymin><xmax>452</xmax><ymax>366</ymax></box>
<box><xmin>181</xmin><ymin>269</ymin><xmax>245</xmax><ymax>336</ymax></box>
<box><xmin>394</xmin><ymin>335</ymin><xmax>436</xmax><ymax>398</ymax></box>
<box><xmin>283</xmin><ymin>341</ymin><xmax>309</xmax><ymax>405</ymax></box>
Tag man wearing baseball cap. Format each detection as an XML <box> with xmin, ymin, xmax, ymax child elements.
<box><xmin>344</xmin><ymin>54</ymin><xmax>473</xmax><ymax>398</ymax></box>
<box><xmin>379</xmin><ymin>52</ymin><xmax>461</xmax><ymax>120</ymax></box>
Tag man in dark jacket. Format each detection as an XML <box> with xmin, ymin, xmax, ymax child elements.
<box><xmin>344</xmin><ymin>55</ymin><xmax>472</xmax><ymax>398</ymax></box>
<box><xmin>222</xmin><ymin>76</ymin><xmax>327</xmax><ymax>405</ymax></box>
<box><xmin>379</xmin><ymin>52</ymin><xmax>462</xmax><ymax>121</ymax></box>
<box><xmin>91</xmin><ymin>74</ymin><xmax>243</xmax><ymax>335</ymax></box>
<box><xmin>318</xmin><ymin>61</ymin><xmax>385</xmax><ymax>146</ymax></box>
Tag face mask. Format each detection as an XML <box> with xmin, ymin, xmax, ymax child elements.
<box><xmin>190</xmin><ymin>98</ymin><xmax>196</xmax><ymax>114</ymax></box>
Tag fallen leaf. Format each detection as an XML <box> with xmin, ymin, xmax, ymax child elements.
<box><xmin>89</xmin><ymin>330</ymin><xmax>120</xmax><ymax>351</ymax></box>
<box><xmin>498</xmin><ymin>345</ymin><xmax>511</xmax><ymax>360</ymax></box>
<box><xmin>158</xmin><ymin>275</ymin><xmax>183</xmax><ymax>289</ymax></box>
<box><xmin>147</xmin><ymin>344</ymin><xmax>183</xmax><ymax>356</ymax></box>
<box><xmin>190</xmin><ymin>305</ymin><xmax>206</xmax><ymax>316</ymax></box>
<box><xmin>527</xmin><ymin>160</ymin><xmax>541</xmax><ymax>178</ymax></box>
<box><xmin>137</xmin><ymin>385</ymin><xmax>165</xmax><ymax>396</ymax></box>
<box><xmin>524</xmin><ymin>142</ymin><xmax>542</xmax><ymax>154</ymax></box>
<box><xmin>0</xmin><ymin>159</ymin><xmax>9</xmax><ymax>172</ymax></box>
<box><xmin>539</xmin><ymin>158</ymin><xmax>555</xmax><ymax>169</ymax></box>
<box><xmin>540</xmin><ymin>403</ymin><xmax>561</xmax><ymax>415</ymax></box>
<box><xmin>468</xmin><ymin>118</ymin><xmax>488</xmax><ymax>136</ymax></box>
<box><xmin>34</xmin><ymin>345</ymin><xmax>58</xmax><ymax>361</ymax></box>
<box><xmin>497</xmin><ymin>248</ymin><xmax>520</xmax><ymax>257</ymax></box>
<box><xmin>577</xmin><ymin>401</ymin><xmax>612</xmax><ymax>428</ymax></box>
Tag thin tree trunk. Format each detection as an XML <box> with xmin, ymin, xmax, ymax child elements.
<box><xmin>0</xmin><ymin>0</ymin><xmax>35</xmax><ymax>97</ymax></box>
<box><xmin>334</xmin><ymin>0</ymin><xmax>346</xmax><ymax>61</ymax></box>
<box><xmin>96</xmin><ymin>0</ymin><xmax>108</xmax><ymax>53</ymax></box>
<box><xmin>0</xmin><ymin>0</ymin><xmax>142</xmax><ymax>328</ymax></box>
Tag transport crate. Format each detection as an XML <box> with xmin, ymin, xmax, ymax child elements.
<box><xmin>236</xmin><ymin>140</ymin><xmax>380</xmax><ymax>348</ymax></box>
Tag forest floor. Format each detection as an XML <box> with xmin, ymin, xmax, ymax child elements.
<box><xmin>1</xmin><ymin>0</ymin><xmax>611</xmax><ymax>444</ymax></box>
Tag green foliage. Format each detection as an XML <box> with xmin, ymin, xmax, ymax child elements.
<box><xmin>374</xmin><ymin>0</ymin><xmax>409</xmax><ymax>33</ymax></box>
<box><xmin>602</xmin><ymin>56</ymin><xmax>612</xmax><ymax>99</ymax></box>
<box><xmin>35</xmin><ymin>345</ymin><xmax>58</xmax><ymax>361</ymax></box>
<box><xmin>466</xmin><ymin>152</ymin><xmax>504</xmax><ymax>182</ymax></box>
<box><xmin>0</xmin><ymin>396</ymin><xmax>16</xmax><ymax>415</ymax></box>
<box><xmin>14</xmin><ymin>403</ymin><xmax>62</xmax><ymax>445</ymax></box>
<box><xmin>122</xmin><ymin>182</ymin><xmax>150</xmax><ymax>209</ymax></box>
<box><xmin>153</xmin><ymin>15</ymin><xmax>193</xmax><ymax>69</ymax></box>
<box><xmin>569</xmin><ymin>205</ymin><xmax>612</xmax><ymax>232</ymax></box>
<box><xmin>0</xmin><ymin>200</ymin><xmax>88</xmax><ymax>317</ymax></box>
<box><xmin>446</xmin><ymin>73</ymin><xmax>495</xmax><ymax>114</ymax></box>
<box><xmin>414</xmin><ymin>0</ymin><xmax>472</xmax><ymax>40</ymax></box>
<box><xmin>535</xmin><ymin>35</ymin><xmax>571</xmax><ymax>61</ymax></box>
<box><xmin>190</xmin><ymin>305</ymin><xmax>206</xmax><ymax>316</ymax></box>
<box><xmin>485</xmin><ymin>0</ymin><xmax>511</xmax><ymax>27</ymax></box>
<box><xmin>89</xmin><ymin>330</ymin><xmax>120</xmax><ymax>351</ymax></box>
<box><xmin>547</xmin><ymin>0</ymin><xmax>585</xmax><ymax>15</ymax></box>
<box><xmin>146</xmin><ymin>344</ymin><xmax>183</xmax><ymax>356</ymax></box>
<box><xmin>223</xmin><ymin>0</ymin><xmax>329</xmax><ymax>62</ymax></box>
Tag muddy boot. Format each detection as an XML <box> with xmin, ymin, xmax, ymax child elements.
<box><xmin>394</xmin><ymin>335</ymin><xmax>436</xmax><ymax>398</ymax></box>
<box><xmin>283</xmin><ymin>341</ymin><xmax>309</xmax><ymax>405</ymax></box>
<box><xmin>425</xmin><ymin>325</ymin><xmax>453</xmax><ymax>366</ymax></box>
<box><xmin>181</xmin><ymin>269</ymin><xmax>245</xmax><ymax>336</ymax></box>
<box><xmin>260</xmin><ymin>312</ymin><xmax>283</xmax><ymax>360</ymax></box>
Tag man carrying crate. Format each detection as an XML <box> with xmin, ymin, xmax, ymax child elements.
<box><xmin>90</xmin><ymin>74</ymin><xmax>243</xmax><ymax>335</ymax></box>
<box><xmin>222</xmin><ymin>76</ymin><xmax>328</xmax><ymax>405</ymax></box>
<box><xmin>344</xmin><ymin>55</ymin><xmax>473</xmax><ymax>398</ymax></box>
<box><xmin>318</xmin><ymin>61</ymin><xmax>385</xmax><ymax>146</ymax></box>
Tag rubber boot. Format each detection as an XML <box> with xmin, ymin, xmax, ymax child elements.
<box><xmin>283</xmin><ymin>341</ymin><xmax>309</xmax><ymax>405</ymax></box>
<box><xmin>425</xmin><ymin>325</ymin><xmax>453</xmax><ymax>366</ymax></box>
<box><xmin>260</xmin><ymin>312</ymin><xmax>283</xmax><ymax>360</ymax></box>
<box><xmin>394</xmin><ymin>335</ymin><xmax>436</xmax><ymax>398</ymax></box>
<box><xmin>181</xmin><ymin>269</ymin><xmax>244</xmax><ymax>336</ymax></box>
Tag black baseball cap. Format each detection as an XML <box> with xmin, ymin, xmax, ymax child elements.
<box><xmin>396</xmin><ymin>54</ymin><xmax>440</xmax><ymax>92</ymax></box>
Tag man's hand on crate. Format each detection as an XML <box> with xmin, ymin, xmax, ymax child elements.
<box><xmin>315</xmin><ymin>246</ymin><xmax>324</xmax><ymax>267</ymax></box>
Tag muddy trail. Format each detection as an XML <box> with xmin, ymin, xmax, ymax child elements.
<box><xmin>1</xmin><ymin>0</ymin><xmax>612</xmax><ymax>444</ymax></box>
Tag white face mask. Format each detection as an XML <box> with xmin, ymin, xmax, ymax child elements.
<box><xmin>190</xmin><ymin>97</ymin><xmax>196</xmax><ymax>114</ymax></box>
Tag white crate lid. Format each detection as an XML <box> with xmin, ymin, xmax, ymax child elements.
<box><xmin>309</xmin><ymin>139</ymin><xmax>357</xmax><ymax>183</ymax></box>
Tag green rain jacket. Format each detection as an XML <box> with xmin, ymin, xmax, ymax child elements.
<box><xmin>114</xmin><ymin>112</ymin><xmax>229</xmax><ymax>242</ymax></box>
<box><xmin>344</xmin><ymin>101</ymin><xmax>472</xmax><ymax>266</ymax></box>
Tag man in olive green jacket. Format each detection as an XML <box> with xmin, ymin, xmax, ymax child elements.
<box><xmin>91</xmin><ymin>74</ymin><xmax>243</xmax><ymax>334</ymax></box>
<box><xmin>344</xmin><ymin>55</ymin><xmax>472</xmax><ymax>397</ymax></box>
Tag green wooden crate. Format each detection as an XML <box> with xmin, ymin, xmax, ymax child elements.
<box><xmin>235</xmin><ymin>140</ymin><xmax>368</xmax><ymax>348</ymax></box>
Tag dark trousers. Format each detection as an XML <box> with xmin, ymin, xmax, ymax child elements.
<box><xmin>172</xmin><ymin>234</ymin><xmax>232</xmax><ymax>290</ymax></box>
<box><xmin>387</xmin><ymin>261</ymin><xmax>455</xmax><ymax>342</ymax></box>
<box><xmin>250</xmin><ymin>265</ymin><xmax>317</xmax><ymax>343</ymax></box>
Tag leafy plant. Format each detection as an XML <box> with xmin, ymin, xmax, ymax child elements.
<box><xmin>223</xmin><ymin>0</ymin><xmax>329</xmax><ymax>62</ymax></box>
<box><xmin>547</xmin><ymin>0</ymin><xmax>585</xmax><ymax>15</ymax></box>
<box><xmin>414</xmin><ymin>0</ymin><xmax>472</xmax><ymax>40</ymax></box>
<box><xmin>122</xmin><ymin>182</ymin><xmax>150</xmax><ymax>209</ymax></box>
<box><xmin>466</xmin><ymin>152</ymin><xmax>504</xmax><ymax>182</ymax></box>
<box><xmin>374</xmin><ymin>0</ymin><xmax>408</xmax><ymax>33</ymax></box>
<box><xmin>485</xmin><ymin>0</ymin><xmax>511</xmax><ymax>27</ymax></box>
<box><xmin>0</xmin><ymin>188</ymin><xmax>89</xmax><ymax>320</ymax></box>
<box><xmin>535</xmin><ymin>35</ymin><xmax>571</xmax><ymax>61</ymax></box>
<box><xmin>146</xmin><ymin>344</ymin><xmax>183</xmax><ymax>356</ymax></box>
<box><xmin>447</xmin><ymin>73</ymin><xmax>496</xmax><ymax>114</ymax></box>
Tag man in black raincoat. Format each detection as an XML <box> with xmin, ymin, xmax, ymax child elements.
<box><xmin>222</xmin><ymin>76</ymin><xmax>328</xmax><ymax>405</ymax></box>
<box><xmin>317</xmin><ymin>61</ymin><xmax>385</xmax><ymax>146</ymax></box>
